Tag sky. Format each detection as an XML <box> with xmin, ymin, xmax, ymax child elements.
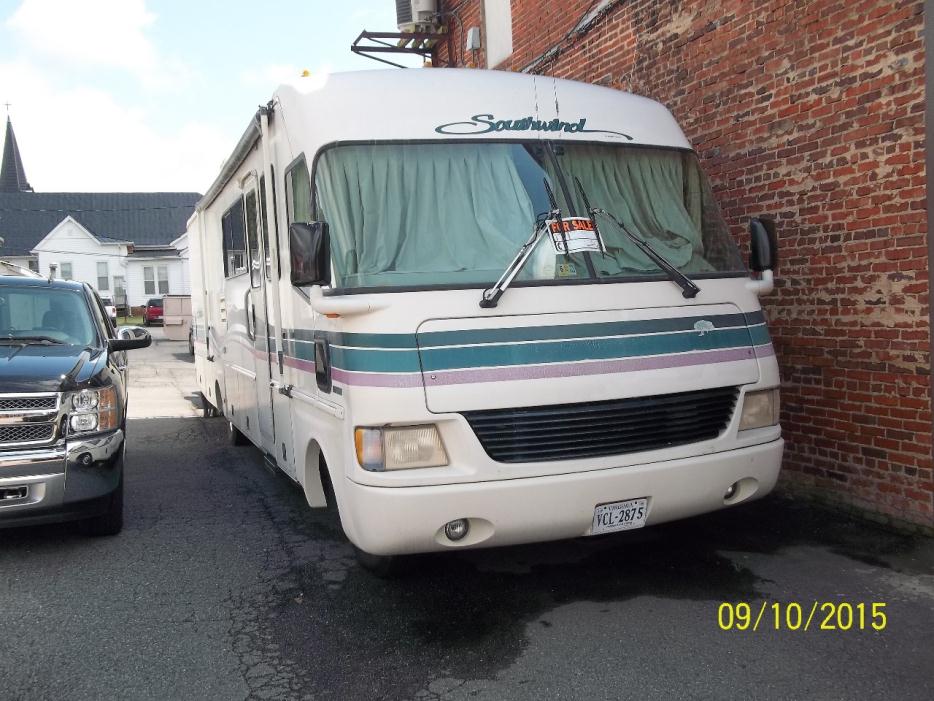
<box><xmin>0</xmin><ymin>0</ymin><xmax>422</xmax><ymax>193</ymax></box>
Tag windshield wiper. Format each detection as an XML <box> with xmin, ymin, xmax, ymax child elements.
<box><xmin>574</xmin><ymin>178</ymin><xmax>700</xmax><ymax>299</ymax></box>
<box><xmin>0</xmin><ymin>335</ymin><xmax>66</xmax><ymax>345</ymax></box>
<box><xmin>480</xmin><ymin>179</ymin><xmax>562</xmax><ymax>309</ymax></box>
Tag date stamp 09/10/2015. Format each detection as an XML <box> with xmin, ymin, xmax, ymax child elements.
<box><xmin>718</xmin><ymin>602</ymin><xmax>888</xmax><ymax>632</ymax></box>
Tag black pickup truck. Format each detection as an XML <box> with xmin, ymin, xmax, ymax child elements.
<box><xmin>0</xmin><ymin>270</ymin><xmax>150</xmax><ymax>535</ymax></box>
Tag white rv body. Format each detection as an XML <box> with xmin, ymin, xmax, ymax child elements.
<box><xmin>189</xmin><ymin>69</ymin><xmax>783</xmax><ymax>556</ymax></box>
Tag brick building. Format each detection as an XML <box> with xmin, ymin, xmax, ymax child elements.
<box><xmin>428</xmin><ymin>0</ymin><xmax>931</xmax><ymax>527</ymax></box>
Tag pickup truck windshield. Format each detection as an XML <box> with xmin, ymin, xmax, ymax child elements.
<box><xmin>0</xmin><ymin>286</ymin><xmax>97</xmax><ymax>346</ymax></box>
<box><xmin>314</xmin><ymin>141</ymin><xmax>744</xmax><ymax>290</ymax></box>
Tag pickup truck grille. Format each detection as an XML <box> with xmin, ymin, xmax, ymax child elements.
<box><xmin>0</xmin><ymin>424</ymin><xmax>56</xmax><ymax>444</ymax></box>
<box><xmin>463</xmin><ymin>386</ymin><xmax>739</xmax><ymax>463</ymax></box>
<box><xmin>0</xmin><ymin>393</ymin><xmax>61</xmax><ymax>448</ymax></box>
<box><xmin>0</xmin><ymin>396</ymin><xmax>57</xmax><ymax>411</ymax></box>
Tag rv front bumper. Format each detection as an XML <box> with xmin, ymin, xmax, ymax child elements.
<box><xmin>340</xmin><ymin>438</ymin><xmax>784</xmax><ymax>556</ymax></box>
<box><xmin>0</xmin><ymin>430</ymin><xmax>124</xmax><ymax>528</ymax></box>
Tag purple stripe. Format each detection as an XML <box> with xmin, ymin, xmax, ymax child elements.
<box><xmin>423</xmin><ymin>347</ymin><xmax>756</xmax><ymax>386</ymax></box>
<box><xmin>284</xmin><ymin>356</ymin><xmax>316</xmax><ymax>373</ymax></box>
<box><xmin>331</xmin><ymin>367</ymin><xmax>423</xmax><ymax>388</ymax></box>
<box><xmin>753</xmin><ymin>343</ymin><xmax>775</xmax><ymax>358</ymax></box>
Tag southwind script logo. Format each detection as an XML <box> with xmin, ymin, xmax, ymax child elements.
<box><xmin>435</xmin><ymin>113</ymin><xmax>632</xmax><ymax>139</ymax></box>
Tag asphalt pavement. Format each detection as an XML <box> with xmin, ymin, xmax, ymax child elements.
<box><xmin>1</xmin><ymin>334</ymin><xmax>932</xmax><ymax>700</ymax></box>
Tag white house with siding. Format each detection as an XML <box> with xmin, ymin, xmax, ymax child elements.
<box><xmin>1</xmin><ymin>115</ymin><xmax>199</xmax><ymax>309</ymax></box>
<box><xmin>30</xmin><ymin>217</ymin><xmax>191</xmax><ymax>307</ymax></box>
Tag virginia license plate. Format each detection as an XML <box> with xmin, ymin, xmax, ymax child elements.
<box><xmin>591</xmin><ymin>498</ymin><xmax>649</xmax><ymax>535</ymax></box>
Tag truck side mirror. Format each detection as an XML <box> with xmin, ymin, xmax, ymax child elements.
<box><xmin>290</xmin><ymin>222</ymin><xmax>331</xmax><ymax>287</ymax></box>
<box><xmin>110</xmin><ymin>327</ymin><xmax>152</xmax><ymax>351</ymax></box>
<box><xmin>749</xmin><ymin>217</ymin><xmax>778</xmax><ymax>272</ymax></box>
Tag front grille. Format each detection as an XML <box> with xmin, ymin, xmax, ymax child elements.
<box><xmin>0</xmin><ymin>396</ymin><xmax>57</xmax><ymax>411</ymax></box>
<box><xmin>0</xmin><ymin>424</ymin><xmax>56</xmax><ymax>445</ymax></box>
<box><xmin>463</xmin><ymin>386</ymin><xmax>740</xmax><ymax>463</ymax></box>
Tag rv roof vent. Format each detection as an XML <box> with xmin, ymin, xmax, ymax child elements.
<box><xmin>396</xmin><ymin>0</ymin><xmax>439</xmax><ymax>32</ymax></box>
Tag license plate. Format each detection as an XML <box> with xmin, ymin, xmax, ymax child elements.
<box><xmin>591</xmin><ymin>498</ymin><xmax>649</xmax><ymax>535</ymax></box>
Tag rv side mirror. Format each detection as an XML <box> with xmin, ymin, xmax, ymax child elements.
<box><xmin>290</xmin><ymin>222</ymin><xmax>331</xmax><ymax>287</ymax></box>
<box><xmin>749</xmin><ymin>217</ymin><xmax>778</xmax><ymax>272</ymax></box>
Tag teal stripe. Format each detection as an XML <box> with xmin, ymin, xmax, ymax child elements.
<box><xmin>305</xmin><ymin>329</ymin><xmax>416</xmax><ymax>349</ymax></box>
<box><xmin>418</xmin><ymin>312</ymin><xmax>752</xmax><ymax>348</ymax></box>
<box><xmin>305</xmin><ymin>311</ymin><xmax>767</xmax><ymax>350</ymax></box>
<box><xmin>419</xmin><ymin>328</ymin><xmax>752</xmax><ymax>372</ymax></box>
<box><xmin>748</xmin><ymin>324</ymin><xmax>771</xmax><ymax>345</ymax></box>
<box><xmin>329</xmin><ymin>345</ymin><xmax>422</xmax><ymax>373</ymax></box>
<box><xmin>280</xmin><ymin>312</ymin><xmax>768</xmax><ymax>374</ymax></box>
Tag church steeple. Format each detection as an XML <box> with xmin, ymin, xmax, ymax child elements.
<box><xmin>1</xmin><ymin>113</ymin><xmax>33</xmax><ymax>193</ymax></box>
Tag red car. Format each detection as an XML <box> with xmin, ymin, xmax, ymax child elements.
<box><xmin>144</xmin><ymin>297</ymin><xmax>163</xmax><ymax>326</ymax></box>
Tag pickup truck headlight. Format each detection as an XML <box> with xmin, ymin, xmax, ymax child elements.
<box><xmin>354</xmin><ymin>425</ymin><xmax>448</xmax><ymax>471</ymax></box>
<box><xmin>69</xmin><ymin>386</ymin><xmax>119</xmax><ymax>434</ymax></box>
<box><xmin>739</xmin><ymin>388</ymin><xmax>780</xmax><ymax>431</ymax></box>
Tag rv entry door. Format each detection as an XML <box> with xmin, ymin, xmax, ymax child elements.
<box><xmin>242</xmin><ymin>178</ymin><xmax>277</xmax><ymax>455</ymax></box>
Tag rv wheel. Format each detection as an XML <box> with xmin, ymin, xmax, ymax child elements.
<box><xmin>228</xmin><ymin>420</ymin><xmax>248</xmax><ymax>446</ymax></box>
<box><xmin>201</xmin><ymin>393</ymin><xmax>218</xmax><ymax>418</ymax></box>
<box><xmin>353</xmin><ymin>545</ymin><xmax>401</xmax><ymax>578</ymax></box>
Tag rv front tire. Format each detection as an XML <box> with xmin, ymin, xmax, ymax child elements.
<box><xmin>353</xmin><ymin>545</ymin><xmax>400</xmax><ymax>578</ymax></box>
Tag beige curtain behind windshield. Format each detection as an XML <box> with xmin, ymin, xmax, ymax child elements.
<box><xmin>315</xmin><ymin>143</ymin><xmax>536</xmax><ymax>287</ymax></box>
<box><xmin>556</xmin><ymin>146</ymin><xmax>714</xmax><ymax>274</ymax></box>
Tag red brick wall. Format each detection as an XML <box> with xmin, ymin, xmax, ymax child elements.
<box><xmin>435</xmin><ymin>0</ymin><xmax>932</xmax><ymax>526</ymax></box>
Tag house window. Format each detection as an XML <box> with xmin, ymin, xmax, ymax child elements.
<box><xmin>484</xmin><ymin>0</ymin><xmax>513</xmax><ymax>67</ymax></box>
<box><xmin>144</xmin><ymin>266</ymin><xmax>155</xmax><ymax>295</ymax></box>
<box><xmin>157</xmin><ymin>265</ymin><xmax>169</xmax><ymax>294</ymax></box>
<box><xmin>27</xmin><ymin>260</ymin><xmax>38</xmax><ymax>272</ymax></box>
<box><xmin>114</xmin><ymin>275</ymin><xmax>126</xmax><ymax>311</ymax></box>
<box><xmin>60</xmin><ymin>262</ymin><xmax>73</xmax><ymax>280</ymax></box>
<box><xmin>97</xmin><ymin>261</ymin><xmax>109</xmax><ymax>291</ymax></box>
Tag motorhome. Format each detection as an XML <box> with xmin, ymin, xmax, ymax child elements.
<box><xmin>188</xmin><ymin>69</ymin><xmax>783</xmax><ymax>571</ymax></box>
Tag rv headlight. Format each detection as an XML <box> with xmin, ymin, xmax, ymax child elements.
<box><xmin>739</xmin><ymin>388</ymin><xmax>780</xmax><ymax>431</ymax></box>
<box><xmin>68</xmin><ymin>386</ymin><xmax>119</xmax><ymax>435</ymax></box>
<box><xmin>354</xmin><ymin>425</ymin><xmax>448</xmax><ymax>471</ymax></box>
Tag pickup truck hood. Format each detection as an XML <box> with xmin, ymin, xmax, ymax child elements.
<box><xmin>0</xmin><ymin>345</ymin><xmax>100</xmax><ymax>393</ymax></box>
<box><xmin>418</xmin><ymin>304</ymin><xmax>763</xmax><ymax>413</ymax></box>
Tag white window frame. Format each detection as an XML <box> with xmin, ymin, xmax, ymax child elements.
<box><xmin>59</xmin><ymin>262</ymin><xmax>73</xmax><ymax>280</ymax></box>
<box><xmin>157</xmin><ymin>265</ymin><xmax>169</xmax><ymax>294</ymax></box>
<box><xmin>143</xmin><ymin>266</ymin><xmax>155</xmax><ymax>295</ymax></box>
<box><xmin>97</xmin><ymin>261</ymin><xmax>109</xmax><ymax>291</ymax></box>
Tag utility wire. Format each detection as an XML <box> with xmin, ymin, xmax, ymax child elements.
<box><xmin>0</xmin><ymin>205</ymin><xmax>197</xmax><ymax>214</ymax></box>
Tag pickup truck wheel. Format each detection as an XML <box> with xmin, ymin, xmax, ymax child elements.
<box><xmin>81</xmin><ymin>475</ymin><xmax>124</xmax><ymax>537</ymax></box>
<box><xmin>353</xmin><ymin>545</ymin><xmax>401</xmax><ymax>578</ymax></box>
<box><xmin>228</xmin><ymin>420</ymin><xmax>248</xmax><ymax>446</ymax></box>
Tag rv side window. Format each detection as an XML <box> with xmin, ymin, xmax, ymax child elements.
<box><xmin>285</xmin><ymin>157</ymin><xmax>312</xmax><ymax>225</ymax></box>
<box><xmin>244</xmin><ymin>190</ymin><xmax>261</xmax><ymax>288</ymax></box>
<box><xmin>221</xmin><ymin>200</ymin><xmax>247</xmax><ymax>278</ymax></box>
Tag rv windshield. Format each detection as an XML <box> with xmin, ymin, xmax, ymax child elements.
<box><xmin>553</xmin><ymin>144</ymin><xmax>745</xmax><ymax>278</ymax></box>
<box><xmin>314</xmin><ymin>142</ymin><xmax>744</xmax><ymax>290</ymax></box>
